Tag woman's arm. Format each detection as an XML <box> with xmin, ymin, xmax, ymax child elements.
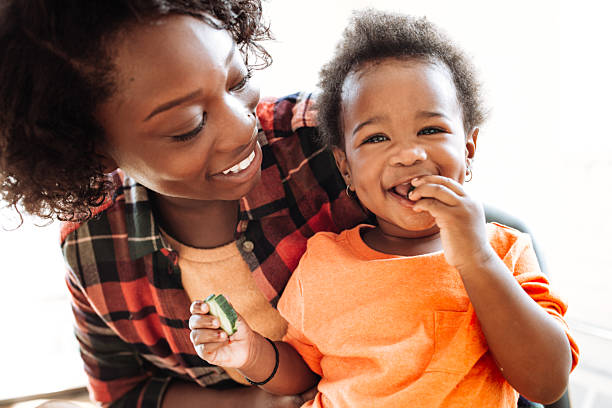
<box><xmin>238</xmin><ymin>333</ymin><xmax>320</xmax><ymax>395</ymax></box>
<box><xmin>68</xmin><ymin>271</ymin><xmax>315</xmax><ymax>408</ymax></box>
<box><xmin>65</xmin><ymin>271</ymin><xmax>170</xmax><ymax>407</ymax></box>
<box><xmin>189</xmin><ymin>301</ymin><xmax>319</xmax><ymax>396</ymax></box>
<box><xmin>162</xmin><ymin>380</ymin><xmax>316</xmax><ymax>408</ymax></box>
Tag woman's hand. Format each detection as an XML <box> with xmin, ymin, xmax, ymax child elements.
<box><xmin>410</xmin><ymin>175</ymin><xmax>495</xmax><ymax>271</ymax></box>
<box><xmin>190</xmin><ymin>300</ymin><xmax>320</xmax><ymax>397</ymax></box>
<box><xmin>189</xmin><ymin>299</ymin><xmax>256</xmax><ymax>369</ymax></box>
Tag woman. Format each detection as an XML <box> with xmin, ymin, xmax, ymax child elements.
<box><xmin>1</xmin><ymin>1</ymin><xmax>364</xmax><ymax>406</ymax></box>
<box><xmin>0</xmin><ymin>1</ymin><xmax>557</xmax><ymax>407</ymax></box>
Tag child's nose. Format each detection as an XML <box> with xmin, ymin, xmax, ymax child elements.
<box><xmin>389</xmin><ymin>142</ymin><xmax>427</xmax><ymax>167</ymax></box>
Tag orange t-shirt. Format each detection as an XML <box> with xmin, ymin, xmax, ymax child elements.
<box><xmin>278</xmin><ymin>223</ymin><xmax>578</xmax><ymax>408</ymax></box>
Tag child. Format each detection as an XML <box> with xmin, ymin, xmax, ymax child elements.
<box><xmin>188</xmin><ymin>9</ymin><xmax>578</xmax><ymax>407</ymax></box>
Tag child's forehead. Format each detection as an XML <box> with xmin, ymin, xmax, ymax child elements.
<box><xmin>347</xmin><ymin>57</ymin><xmax>450</xmax><ymax>86</ymax></box>
<box><xmin>341</xmin><ymin>58</ymin><xmax>458</xmax><ymax>107</ymax></box>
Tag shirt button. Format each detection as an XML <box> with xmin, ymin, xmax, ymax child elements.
<box><xmin>242</xmin><ymin>240</ymin><xmax>254</xmax><ymax>252</ymax></box>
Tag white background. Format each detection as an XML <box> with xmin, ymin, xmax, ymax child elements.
<box><xmin>1</xmin><ymin>0</ymin><xmax>610</xmax><ymax>401</ymax></box>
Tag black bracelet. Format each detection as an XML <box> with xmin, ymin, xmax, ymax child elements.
<box><xmin>244</xmin><ymin>337</ymin><xmax>279</xmax><ymax>386</ymax></box>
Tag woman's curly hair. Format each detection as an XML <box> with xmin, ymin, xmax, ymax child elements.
<box><xmin>0</xmin><ymin>0</ymin><xmax>271</xmax><ymax>222</ymax></box>
<box><xmin>317</xmin><ymin>9</ymin><xmax>486</xmax><ymax>149</ymax></box>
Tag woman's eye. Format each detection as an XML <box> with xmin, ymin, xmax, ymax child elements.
<box><xmin>418</xmin><ymin>127</ymin><xmax>444</xmax><ymax>136</ymax></box>
<box><xmin>231</xmin><ymin>68</ymin><xmax>253</xmax><ymax>92</ymax></box>
<box><xmin>363</xmin><ymin>134</ymin><xmax>388</xmax><ymax>144</ymax></box>
<box><xmin>170</xmin><ymin>112</ymin><xmax>207</xmax><ymax>142</ymax></box>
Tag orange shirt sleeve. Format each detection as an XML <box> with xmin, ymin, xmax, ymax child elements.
<box><xmin>284</xmin><ymin>323</ymin><xmax>324</xmax><ymax>376</ymax></box>
<box><xmin>498</xmin><ymin>226</ymin><xmax>580</xmax><ymax>371</ymax></box>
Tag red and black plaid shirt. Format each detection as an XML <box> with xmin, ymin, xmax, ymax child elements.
<box><xmin>61</xmin><ymin>93</ymin><xmax>369</xmax><ymax>407</ymax></box>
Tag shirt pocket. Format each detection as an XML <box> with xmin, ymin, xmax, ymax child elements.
<box><xmin>425</xmin><ymin>310</ymin><xmax>489</xmax><ymax>375</ymax></box>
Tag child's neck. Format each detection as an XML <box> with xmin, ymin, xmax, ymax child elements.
<box><xmin>361</xmin><ymin>226</ymin><xmax>443</xmax><ymax>257</ymax></box>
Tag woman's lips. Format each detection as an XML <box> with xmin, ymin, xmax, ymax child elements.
<box><xmin>216</xmin><ymin>125</ymin><xmax>260</xmax><ymax>176</ymax></box>
<box><xmin>210</xmin><ymin>141</ymin><xmax>262</xmax><ymax>183</ymax></box>
<box><xmin>221</xmin><ymin>149</ymin><xmax>256</xmax><ymax>175</ymax></box>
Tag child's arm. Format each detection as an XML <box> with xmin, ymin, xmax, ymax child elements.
<box><xmin>410</xmin><ymin>175</ymin><xmax>573</xmax><ymax>404</ymax></box>
<box><xmin>189</xmin><ymin>300</ymin><xmax>319</xmax><ymax>395</ymax></box>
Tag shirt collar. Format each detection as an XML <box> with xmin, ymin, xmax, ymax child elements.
<box><xmin>120</xmin><ymin>173</ymin><xmax>166</xmax><ymax>260</ymax></box>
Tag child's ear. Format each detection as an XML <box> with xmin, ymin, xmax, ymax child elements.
<box><xmin>465</xmin><ymin>127</ymin><xmax>479</xmax><ymax>161</ymax></box>
<box><xmin>331</xmin><ymin>146</ymin><xmax>351</xmax><ymax>185</ymax></box>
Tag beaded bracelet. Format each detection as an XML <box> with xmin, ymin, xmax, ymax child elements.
<box><xmin>244</xmin><ymin>337</ymin><xmax>279</xmax><ymax>386</ymax></box>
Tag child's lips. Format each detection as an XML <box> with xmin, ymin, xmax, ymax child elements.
<box><xmin>392</xmin><ymin>183</ymin><xmax>414</xmax><ymax>198</ymax></box>
<box><xmin>389</xmin><ymin>185</ymin><xmax>417</xmax><ymax>204</ymax></box>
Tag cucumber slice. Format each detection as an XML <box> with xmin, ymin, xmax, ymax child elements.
<box><xmin>407</xmin><ymin>184</ymin><xmax>416</xmax><ymax>198</ymax></box>
<box><xmin>204</xmin><ymin>294</ymin><xmax>238</xmax><ymax>336</ymax></box>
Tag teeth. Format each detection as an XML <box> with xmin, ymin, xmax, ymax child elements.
<box><xmin>222</xmin><ymin>150</ymin><xmax>256</xmax><ymax>175</ymax></box>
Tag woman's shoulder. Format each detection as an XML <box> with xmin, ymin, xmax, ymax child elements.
<box><xmin>256</xmin><ymin>92</ymin><xmax>323</xmax><ymax>161</ymax></box>
<box><xmin>60</xmin><ymin>169</ymin><xmax>158</xmax><ymax>268</ymax></box>
<box><xmin>251</xmin><ymin>93</ymin><xmax>367</xmax><ymax>230</ymax></box>
<box><xmin>59</xmin><ymin>170</ymin><xmax>126</xmax><ymax>244</ymax></box>
<box><xmin>256</xmin><ymin>92</ymin><xmax>318</xmax><ymax>138</ymax></box>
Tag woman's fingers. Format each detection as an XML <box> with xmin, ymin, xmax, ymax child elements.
<box><xmin>188</xmin><ymin>312</ymin><xmax>220</xmax><ymax>330</ymax></box>
<box><xmin>193</xmin><ymin>336</ymin><xmax>226</xmax><ymax>361</ymax></box>
<box><xmin>190</xmin><ymin>325</ymin><xmax>228</xmax><ymax>343</ymax></box>
<box><xmin>190</xmin><ymin>300</ymin><xmax>210</xmax><ymax>315</ymax></box>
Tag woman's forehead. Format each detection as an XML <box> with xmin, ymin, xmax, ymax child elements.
<box><xmin>103</xmin><ymin>15</ymin><xmax>235</xmax><ymax>116</ymax></box>
<box><xmin>111</xmin><ymin>15</ymin><xmax>232</xmax><ymax>80</ymax></box>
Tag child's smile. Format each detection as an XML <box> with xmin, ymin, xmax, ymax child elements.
<box><xmin>333</xmin><ymin>58</ymin><xmax>477</xmax><ymax>243</ymax></box>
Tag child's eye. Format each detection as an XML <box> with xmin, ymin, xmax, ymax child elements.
<box><xmin>362</xmin><ymin>134</ymin><xmax>389</xmax><ymax>144</ymax></box>
<box><xmin>170</xmin><ymin>112</ymin><xmax>207</xmax><ymax>142</ymax></box>
<box><xmin>418</xmin><ymin>127</ymin><xmax>444</xmax><ymax>136</ymax></box>
<box><xmin>231</xmin><ymin>68</ymin><xmax>253</xmax><ymax>92</ymax></box>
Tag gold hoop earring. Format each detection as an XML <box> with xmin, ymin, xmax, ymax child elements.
<box><xmin>465</xmin><ymin>167</ymin><xmax>473</xmax><ymax>182</ymax></box>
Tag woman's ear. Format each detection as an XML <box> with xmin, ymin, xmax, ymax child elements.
<box><xmin>466</xmin><ymin>127</ymin><xmax>479</xmax><ymax>161</ymax></box>
<box><xmin>332</xmin><ymin>146</ymin><xmax>351</xmax><ymax>186</ymax></box>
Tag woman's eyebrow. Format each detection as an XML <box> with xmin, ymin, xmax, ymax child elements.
<box><xmin>143</xmin><ymin>42</ymin><xmax>237</xmax><ymax>122</ymax></box>
<box><xmin>144</xmin><ymin>89</ymin><xmax>203</xmax><ymax>122</ymax></box>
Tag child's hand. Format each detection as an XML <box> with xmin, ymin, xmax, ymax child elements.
<box><xmin>189</xmin><ymin>299</ymin><xmax>256</xmax><ymax>369</ymax></box>
<box><xmin>410</xmin><ymin>175</ymin><xmax>496</xmax><ymax>271</ymax></box>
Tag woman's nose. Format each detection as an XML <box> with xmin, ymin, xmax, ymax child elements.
<box><xmin>389</xmin><ymin>141</ymin><xmax>427</xmax><ymax>167</ymax></box>
<box><xmin>215</xmin><ymin>96</ymin><xmax>258</xmax><ymax>151</ymax></box>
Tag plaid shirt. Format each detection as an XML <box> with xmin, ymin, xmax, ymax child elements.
<box><xmin>61</xmin><ymin>93</ymin><xmax>369</xmax><ymax>407</ymax></box>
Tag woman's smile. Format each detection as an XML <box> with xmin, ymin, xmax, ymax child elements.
<box><xmin>221</xmin><ymin>149</ymin><xmax>256</xmax><ymax>175</ymax></box>
<box><xmin>217</xmin><ymin>125</ymin><xmax>260</xmax><ymax>175</ymax></box>
<box><xmin>211</xmin><ymin>140</ymin><xmax>263</xmax><ymax>183</ymax></box>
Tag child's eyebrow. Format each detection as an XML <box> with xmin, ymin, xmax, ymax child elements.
<box><xmin>352</xmin><ymin>116</ymin><xmax>384</xmax><ymax>136</ymax></box>
<box><xmin>416</xmin><ymin>110</ymin><xmax>449</xmax><ymax>120</ymax></box>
